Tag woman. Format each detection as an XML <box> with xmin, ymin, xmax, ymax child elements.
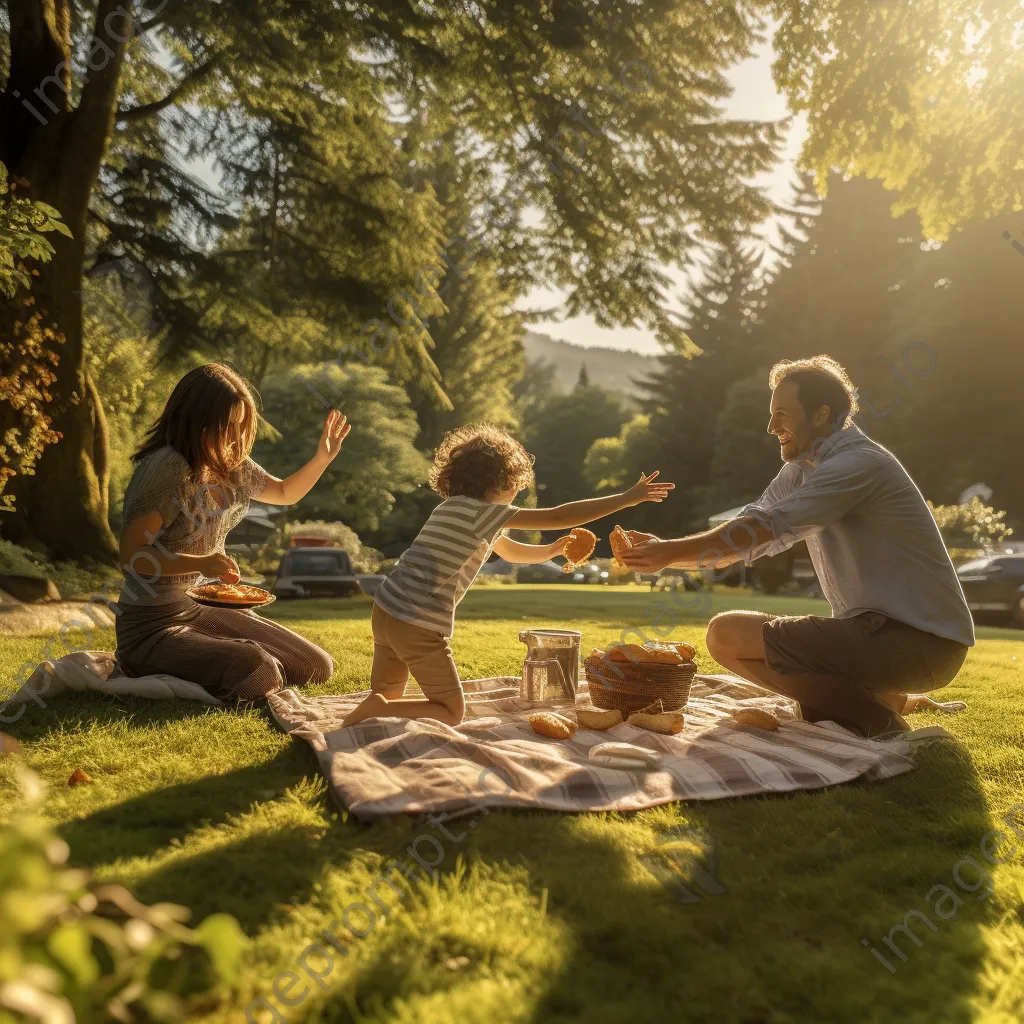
<box><xmin>116</xmin><ymin>363</ymin><xmax>349</xmax><ymax>702</ymax></box>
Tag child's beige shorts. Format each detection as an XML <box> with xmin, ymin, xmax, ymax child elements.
<box><xmin>369</xmin><ymin>603</ymin><xmax>462</xmax><ymax>706</ymax></box>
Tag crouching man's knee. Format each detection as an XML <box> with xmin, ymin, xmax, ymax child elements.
<box><xmin>705</xmin><ymin>612</ymin><xmax>741</xmax><ymax>661</ymax></box>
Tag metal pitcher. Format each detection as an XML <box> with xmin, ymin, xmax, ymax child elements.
<box><xmin>518</xmin><ymin>628</ymin><xmax>581</xmax><ymax>706</ymax></box>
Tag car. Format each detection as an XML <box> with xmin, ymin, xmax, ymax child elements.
<box><xmin>569</xmin><ymin>562</ymin><xmax>605</xmax><ymax>584</ymax></box>
<box><xmin>272</xmin><ymin>546</ymin><xmax>361</xmax><ymax>599</ymax></box>
<box><xmin>515</xmin><ymin>561</ymin><xmax>566</xmax><ymax>584</ymax></box>
<box><xmin>956</xmin><ymin>554</ymin><xmax>1024</xmax><ymax>626</ymax></box>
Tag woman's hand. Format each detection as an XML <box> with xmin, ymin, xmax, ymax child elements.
<box><xmin>317</xmin><ymin>410</ymin><xmax>351</xmax><ymax>464</ymax></box>
<box><xmin>623</xmin><ymin>471</ymin><xmax>675</xmax><ymax>506</ymax></box>
<box><xmin>200</xmin><ymin>552</ymin><xmax>240</xmax><ymax>584</ymax></box>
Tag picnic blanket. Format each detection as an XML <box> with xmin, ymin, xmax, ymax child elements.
<box><xmin>269</xmin><ymin>675</ymin><xmax>952</xmax><ymax>820</ymax></box>
<box><xmin>1</xmin><ymin>651</ymin><xmax>224</xmax><ymax>714</ymax></box>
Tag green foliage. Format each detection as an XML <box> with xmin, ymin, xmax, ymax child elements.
<box><xmin>0</xmin><ymin>539</ymin><xmax>45</xmax><ymax>581</ymax></box>
<box><xmin>254</xmin><ymin>363</ymin><xmax>430</xmax><ymax>533</ymax></box>
<box><xmin>522</xmin><ymin>381</ymin><xmax>628</xmax><ymax>508</ymax></box>
<box><xmin>252</xmin><ymin>520</ymin><xmax>383</xmax><ymax>578</ymax></box>
<box><xmin>0</xmin><ymin>766</ymin><xmax>244</xmax><ymax>1023</ymax></box>
<box><xmin>0</xmin><ymin>163</ymin><xmax>69</xmax><ymax>513</ymax></box>
<box><xmin>82</xmin><ymin>273</ymin><xmax>175</xmax><ymax>527</ymax></box>
<box><xmin>928</xmin><ymin>498</ymin><xmax>1013</xmax><ymax>551</ymax></box>
<box><xmin>0</xmin><ymin>538</ymin><xmax>120</xmax><ymax>598</ymax></box>
<box><xmin>583</xmin><ymin>414</ymin><xmax>656</xmax><ymax>492</ymax></box>
<box><xmin>0</xmin><ymin>164</ymin><xmax>71</xmax><ymax>299</ymax></box>
<box><xmin>770</xmin><ymin>0</ymin><xmax>1023</xmax><ymax>238</ymax></box>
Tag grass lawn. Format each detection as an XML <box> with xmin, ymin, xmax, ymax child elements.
<box><xmin>2</xmin><ymin>585</ymin><xmax>1024</xmax><ymax>1023</ymax></box>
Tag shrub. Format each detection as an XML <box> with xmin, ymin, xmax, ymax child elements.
<box><xmin>0</xmin><ymin>765</ymin><xmax>245</xmax><ymax>1022</ymax></box>
<box><xmin>928</xmin><ymin>498</ymin><xmax>1013</xmax><ymax>551</ymax></box>
<box><xmin>249</xmin><ymin>520</ymin><xmax>383</xmax><ymax>578</ymax></box>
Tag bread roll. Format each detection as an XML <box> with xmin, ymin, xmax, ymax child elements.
<box><xmin>732</xmin><ymin>708</ymin><xmax>780</xmax><ymax>731</ymax></box>
<box><xmin>575</xmin><ymin>707</ymin><xmax>624</xmax><ymax>731</ymax></box>
<box><xmin>626</xmin><ymin>710</ymin><xmax>686</xmax><ymax>734</ymax></box>
<box><xmin>529</xmin><ymin>712</ymin><xmax>577</xmax><ymax>740</ymax></box>
<box><xmin>562</xmin><ymin>528</ymin><xmax>597</xmax><ymax>572</ymax></box>
<box><xmin>609</xmin><ymin>525</ymin><xmax>633</xmax><ymax>568</ymax></box>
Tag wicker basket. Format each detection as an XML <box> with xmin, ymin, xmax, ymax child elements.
<box><xmin>584</xmin><ymin>652</ymin><xmax>696</xmax><ymax>716</ymax></box>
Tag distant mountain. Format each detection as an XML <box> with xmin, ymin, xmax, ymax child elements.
<box><xmin>521</xmin><ymin>331</ymin><xmax>662</xmax><ymax>399</ymax></box>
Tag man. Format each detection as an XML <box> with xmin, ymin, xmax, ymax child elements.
<box><xmin>622</xmin><ymin>355</ymin><xmax>974</xmax><ymax>738</ymax></box>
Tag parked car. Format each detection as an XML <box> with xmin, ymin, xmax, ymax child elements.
<box><xmin>515</xmin><ymin>561</ymin><xmax>566</xmax><ymax>584</ymax></box>
<box><xmin>956</xmin><ymin>554</ymin><xmax>1024</xmax><ymax>626</ymax></box>
<box><xmin>569</xmin><ymin>562</ymin><xmax>606</xmax><ymax>584</ymax></box>
<box><xmin>272</xmin><ymin>546</ymin><xmax>361</xmax><ymax>599</ymax></box>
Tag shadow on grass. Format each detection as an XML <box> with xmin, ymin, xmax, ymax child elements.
<box><xmin>58</xmin><ymin>745</ymin><xmax>320</xmax><ymax>869</ymax></box>
<box><xmin>311</xmin><ymin>741</ymin><xmax>1000</xmax><ymax>1024</ymax></box>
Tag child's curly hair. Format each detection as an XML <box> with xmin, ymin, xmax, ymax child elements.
<box><xmin>429</xmin><ymin>424</ymin><xmax>535</xmax><ymax>501</ymax></box>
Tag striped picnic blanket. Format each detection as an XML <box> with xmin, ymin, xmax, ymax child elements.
<box><xmin>268</xmin><ymin>675</ymin><xmax>950</xmax><ymax>820</ymax></box>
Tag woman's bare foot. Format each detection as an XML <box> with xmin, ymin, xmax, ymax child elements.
<box><xmin>342</xmin><ymin>692</ymin><xmax>391</xmax><ymax>728</ymax></box>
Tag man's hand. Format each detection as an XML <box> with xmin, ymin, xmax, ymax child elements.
<box><xmin>623</xmin><ymin>471</ymin><xmax>675</xmax><ymax>506</ymax></box>
<box><xmin>317</xmin><ymin>410</ymin><xmax>351</xmax><ymax>463</ymax></box>
<box><xmin>619</xmin><ymin>537</ymin><xmax>681</xmax><ymax>573</ymax></box>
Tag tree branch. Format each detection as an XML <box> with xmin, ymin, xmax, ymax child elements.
<box><xmin>116</xmin><ymin>54</ymin><xmax>223</xmax><ymax>122</ymax></box>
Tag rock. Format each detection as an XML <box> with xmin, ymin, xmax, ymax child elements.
<box><xmin>0</xmin><ymin>574</ymin><xmax>61</xmax><ymax>603</ymax></box>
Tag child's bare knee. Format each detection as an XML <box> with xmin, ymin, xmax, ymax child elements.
<box><xmin>442</xmin><ymin>693</ymin><xmax>466</xmax><ymax>724</ymax></box>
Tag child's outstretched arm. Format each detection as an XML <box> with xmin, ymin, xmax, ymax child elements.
<box><xmin>256</xmin><ymin>409</ymin><xmax>350</xmax><ymax>505</ymax></box>
<box><xmin>505</xmin><ymin>471</ymin><xmax>674</xmax><ymax>531</ymax></box>
<box><xmin>493</xmin><ymin>534</ymin><xmax>571</xmax><ymax>565</ymax></box>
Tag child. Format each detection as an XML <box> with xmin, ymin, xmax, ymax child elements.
<box><xmin>342</xmin><ymin>424</ymin><xmax>673</xmax><ymax>728</ymax></box>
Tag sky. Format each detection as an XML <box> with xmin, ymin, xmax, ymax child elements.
<box><xmin>526</xmin><ymin>38</ymin><xmax>809</xmax><ymax>356</ymax></box>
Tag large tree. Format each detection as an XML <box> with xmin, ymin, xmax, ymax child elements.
<box><xmin>0</xmin><ymin>0</ymin><xmax>781</xmax><ymax>560</ymax></box>
<box><xmin>769</xmin><ymin>0</ymin><xmax>1023</xmax><ymax>239</ymax></box>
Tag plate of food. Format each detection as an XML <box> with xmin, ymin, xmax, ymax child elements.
<box><xmin>186</xmin><ymin>581</ymin><xmax>277</xmax><ymax>609</ymax></box>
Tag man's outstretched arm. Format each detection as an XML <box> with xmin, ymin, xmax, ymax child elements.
<box><xmin>619</xmin><ymin>516</ymin><xmax>776</xmax><ymax>573</ymax></box>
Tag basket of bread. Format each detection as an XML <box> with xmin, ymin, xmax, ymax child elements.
<box><xmin>584</xmin><ymin>641</ymin><xmax>696</xmax><ymax>716</ymax></box>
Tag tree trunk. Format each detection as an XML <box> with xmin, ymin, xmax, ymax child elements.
<box><xmin>0</xmin><ymin>0</ymin><xmax>132</xmax><ymax>562</ymax></box>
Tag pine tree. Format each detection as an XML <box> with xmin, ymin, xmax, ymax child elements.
<box><xmin>635</xmin><ymin>239</ymin><xmax>766</xmax><ymax>533</ymax></box>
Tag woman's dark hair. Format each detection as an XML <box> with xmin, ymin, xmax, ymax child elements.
<box><xmin>769</xmin><ymin>355</ymin><xmax>859</xmax><ymax>428</ymax></box>
<box><xmin>429</xmin><ymin>424</ymin><xmax>535</xmax><ymax>500</ymax></box>
<box><xmin>133</xmin><ymin>363</ymin><xmax>260</xmax><ymax>478</ymax></box>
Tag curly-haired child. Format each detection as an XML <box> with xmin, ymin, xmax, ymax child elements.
<box><xmin>342</xmin><ymin>424</ymin><xmax>674</xmax><ymax>728</ymax></box>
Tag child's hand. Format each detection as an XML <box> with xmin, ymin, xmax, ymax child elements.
<box><xmin>623</xmin><ymin>471</ymin><xmax>674</xmax><ymax>506</ymax></box>
<box><xmin>317</xmin><ymin>410</ymin><xmax>351</xmax><ymax>463</ymax></box>
<box><xmin>548</xmin><ymin>535</ymin><xmax>572</xmax><ymax>559</ymax></box>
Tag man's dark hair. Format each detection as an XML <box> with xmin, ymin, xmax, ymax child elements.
<box><xmin>769</xmin><ymin>356</ymin><xmax>859</xmax><ymax>428</ymax></box>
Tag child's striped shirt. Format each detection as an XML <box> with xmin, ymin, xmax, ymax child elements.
<box><xmin>374</xmin><ymin>496</ymin><xmax>519</xmax><ymax>635</ymax></box>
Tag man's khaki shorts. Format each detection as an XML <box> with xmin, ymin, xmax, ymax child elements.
<box><xmin>760</xmin><ymin>611</ymin><xmax>969</xmax><ymax>736</ymax></box>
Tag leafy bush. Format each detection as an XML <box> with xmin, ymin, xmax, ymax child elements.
<box><xmin>928</xmin><ymin>498</ymin><xmax>1013</xmax><ymax>551</ymax></box>
<box><xmin>0</xmin><ymin>540</ymin><xmax>120</xmax><ymax>599</ymax></box>
<box><xmin>0</xmin><ymin>163</ymin><xmax>71</xmax><ymax>513</ymax></box>
<box><xmin>248</xmin><ymin>520</ymin><xmax>383</xmax><ymax>578</ymax></box>
<box><xmin>0</xmin><ymin>540</ymin><xmax>46</xmax><ymax>581</ymax></box>
<box><xmin>0</xmin><ymin>765</ymin><xmax>245</xmax><ymax>1023</ymax></box>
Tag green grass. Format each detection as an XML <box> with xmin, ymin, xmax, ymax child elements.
<box><xmin>2</xmin><ymin>585</ymin><xmax>1024</xmax><ymax>1023</ymax></box>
